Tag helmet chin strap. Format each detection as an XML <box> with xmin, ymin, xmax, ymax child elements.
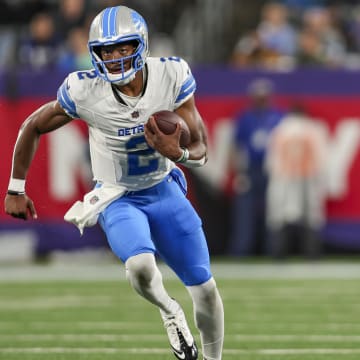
<box><xmin>109</xmin><ymin>71</ymin><xmax>136</xmax><ymax>86</ymax></box>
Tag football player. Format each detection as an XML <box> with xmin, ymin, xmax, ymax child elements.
<box><xmin>4</xmin><ymin>5</ymin><xmax>224</xmax><ymax>360</ymax></box>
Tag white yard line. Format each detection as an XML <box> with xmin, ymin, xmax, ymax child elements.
<box><xmin>258</xmin><ymin>349</ymin><xmax>360</xmax><ymax>355</ymax></box>
<box><xmin>0</xmin><ymin>334</ymin><xmax>165</xmax><ymax>341</ymax></box>
<box><xmin>2</xmin><ymin>347</ymin><xmax>360</xmax><ymax>355</ymax></box>
<box><xmin>0</xmin><ymin>321</ymin><xmax>154</xmax><ymax>330</ymax></box>
<box><xmin>2</xmin><ymin>334</ymin><xmax>360</xmax><ymax>342</ymax></box>
<box><xmin>0</xmin><ymin>347</ymin><xmax>168</xmax><ymax>354</ymax></box>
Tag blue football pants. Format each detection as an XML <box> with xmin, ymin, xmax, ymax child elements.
<box><xmin>98</xmin><ymin>169</ymin><xmax>212</xmax><ymax>286</ymax></box>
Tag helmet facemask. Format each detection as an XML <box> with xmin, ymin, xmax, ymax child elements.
<box><xmin>89</xmin><ymin>38</ymin><xmax>146</xmax><ymax>86</ymax></box>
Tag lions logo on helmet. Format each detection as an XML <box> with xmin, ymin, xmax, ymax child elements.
<box><xmin>88</xmin><ymin>6</ymin><xmax>149</xmax><ymax>86</ymax></box>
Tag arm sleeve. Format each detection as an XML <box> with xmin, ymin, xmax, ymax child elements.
<box><xmin>56</xmin><ymin>75</ymin><xmax>80</xmax><ymax>119</ymax></box>
<box><xmin>174</xmin><ymin>59</ymin><xmax>196</xmax><ymax>107</ymax></box>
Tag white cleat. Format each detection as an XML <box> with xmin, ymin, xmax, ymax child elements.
<box><xmin>160</xmin><ymin>301</ymin><xmax>198</xmax><ymax>360</ymax></box>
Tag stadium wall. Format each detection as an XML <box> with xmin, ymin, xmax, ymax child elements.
<box><xmin>1</xmin><ymin>68</ymin><xmax>360</xmax><ymax>257</ymax></box>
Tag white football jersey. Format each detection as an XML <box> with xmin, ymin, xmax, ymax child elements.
<box><xmin>57</xmin><ymin>57</ymin><xmax>196</xmax><ymax>190</ymax></box>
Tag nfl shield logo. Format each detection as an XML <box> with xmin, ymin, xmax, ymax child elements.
<box><xmin>89</xmin><ymin>195</ymin><xmax>99</xmax><ymax>205</ymax></box>
<box><xmin>131</xmin><ymin>111</ymin><xmax>139</xmax><ymax>118</ymax></box>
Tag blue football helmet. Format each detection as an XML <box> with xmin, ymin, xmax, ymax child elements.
<box><xmin>88</xmin><ymin>6</ymin><xmax>149</xmax><ymax>85</ymax></box>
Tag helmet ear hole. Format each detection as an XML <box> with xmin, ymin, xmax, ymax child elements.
<box><xmin>91</xmin><ymin>47</ymin><xmax>105</xmax><ymax>74</ymax></box>
<box><xmin>93</xmin><ymin>46</ymin><xmax>102</xmax><ymax>59</ymax></box>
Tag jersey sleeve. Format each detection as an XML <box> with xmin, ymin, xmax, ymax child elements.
<box><xmin>56</xmin><ymin>73</ymin><xmax>80</xmax><ymax>118</ymax></box>
<box><xmin>173</xmin><ymin>58</ymin><xmax>196</xmax><ymax>108</ymax></box>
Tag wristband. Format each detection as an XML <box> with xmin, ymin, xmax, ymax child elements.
<box><xmin>8</xmin><ymin>178</ymin><xmax>26</xmax><ymax>195</ymax></box>
<box><xmin>175</xmin><ymin>148</ymin><xmax>189</xmax><ymax>163</ymax></box>
<box><xmin>7</xmin><ymin>190</ymin><xmax>25</xmax><ymax>196</ymax></box>
<box><xmin>182</xmin><ymin>156</ymin><xmax>207</xmax><ymax>168</ymax></box>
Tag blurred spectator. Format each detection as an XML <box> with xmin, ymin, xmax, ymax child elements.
<box><xmin>17</xmin><ymin>12</ymin><xmax>64</xmax><ymax>70</ymax></box>
<box><xmin>265</xmin><ymin>107</ymin><xmax>329</xmax><ymax>259</ymax></box>
<box><xmin>296</xmin><ymin>28</ymin><xmax>328</xmax><ymax>66</ymax></box>
<box><xmin>0</xmin><ymin>0</ymin><xmax>52</xmax><ymax>69</ymax></box>
<box><xmin>301</xmin><ymin>6</ymin><xmax>346</xmax><ymax>67</ymax></box>
<box><xmin>346</xmin><ymin>5</ymin><xmax>360</xmax><ymax>51</ymax></box>
<box><xmin>340</xmin><ymin>5</ymin><xmax>360</xmax><ymax>68</ymax></box>
<box><xmin>257</xmin><ymin>2</ymin><xmax>298</xmax><ymax>57</ymax></box>
<box><xmin>57</xmin><ymin>27</ymin><xmax>92</xmax><ymax>72</ymax></box>
<box><xmin>230</xmin><ymin>30</ymin><xmax>282</xmax><ymax>69</ymax></box>
<box><xmin>0</xmin><ymin>28</ymin><xmax>16</xmax><ymax>69</ymax></box>
<box><xmin>228</xmin><ymin>78</ymin><xmax>285</xmax><ymax>257</ymax></box>
<box><xmin>230</xmin><ymin>2</ymin><xmax>297</xmax><ymax>70</ymax></box>
<box><xmin>53</xmin><ymin>0</ymin><xmax>88</xmax><ymax>41</ymax></box>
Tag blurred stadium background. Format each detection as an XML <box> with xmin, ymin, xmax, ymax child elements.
<box><xmin>2</xmin><ymin>0</ymin><xmax>360</xmax><ymax>260</ymax></box>
<box><xmin>2</xmin><ymin>0</ymin><xmax>360</xmax><ymax>358</ymax></box>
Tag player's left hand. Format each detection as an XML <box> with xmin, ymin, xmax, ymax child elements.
<box><xmin>144</xmin><ymin>116</ymin><xmax>183</xmax><ymax>161</ymax></box>
<box><xmin>4</xmin><ymin>193</ymin><xmax>38</xmax><ymax>220</ymax></box>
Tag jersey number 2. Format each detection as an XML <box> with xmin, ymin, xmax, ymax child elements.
<box><xmin>126</xmin><ymin>136</ymin><xmax>158</xmax><ymax>175</ymax></box>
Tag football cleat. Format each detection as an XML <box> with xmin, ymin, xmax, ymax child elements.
<box><xmin>160</xmin><ymin>301</ymin><xmax>198</xmax><ymax>360</ymax></box>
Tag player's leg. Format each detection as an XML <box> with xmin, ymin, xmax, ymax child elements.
<box><xmin>186</xmin><ymin>278</ymin><xmax>224</xmax><ymax>360</ymax></box>
<box><xmin>125</xmin><ymin>252</ymin><xmax>179</xmax><ymax>313</ymax></box>
<box><xmin>150</xmin><ymin>170</ymin><xmax>224</xmax><ymax>360</ymax></box>
<box><xmin>100</xmin><ymin>194</ymin><xmax>194</xmax><ymax>359</ymax></box>
<box><xmin>126</xmin><ymin>254</ymin><xmax>197</xmax><ymax>359</ymax></box>
<box><xmin>98</xmin><ymin>198</ymin><xmax>178</xmax><ymax>314</ymax></box>
<box><xmin>157</xmin><ymin>228</ymin><xmax>224</xmax><ymax>360</ymax></box>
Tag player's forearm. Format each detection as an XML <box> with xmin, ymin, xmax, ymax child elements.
<box><xmin>10</xmin><ymin>101</ymin><xmax>71</xmax><ymax>180</ymax></box>
<box><xmin>179</xmin><ymin>118</ymin><xmax>208</xmax><ymax>167</ymax></box>
<box><xmin>188</xmin><ymin>119</ymin><xmax>208</xmax><ymax>159</ymax></box>
<box><xmin>11</xmin><ymin>120</ymin><xmax>41</xmax><ymax>180</ymax></box>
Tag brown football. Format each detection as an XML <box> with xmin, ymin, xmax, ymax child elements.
<box><xmin>152</xmin><ymin>110</ymin><xmax>191</xmax><ymax>147</ymax></box>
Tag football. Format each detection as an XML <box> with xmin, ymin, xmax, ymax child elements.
<box><xmin>152</xmin><ymin>110</ymin><xmax>191</xmax><ymax>147</ymax></box>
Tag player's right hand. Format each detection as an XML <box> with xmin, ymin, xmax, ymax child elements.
<box><xmin>4</xmin><ymin>194</ymin><xmax>38</xmax><ymax>220</ymax></box>
<box><xmin>144</xmin><ymin>116</ymin><xmax>183</xmax><ymax>162</ymax></box>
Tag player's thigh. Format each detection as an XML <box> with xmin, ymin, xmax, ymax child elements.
<box><xmin>99</xmin><ymin>199</ymin><xmax>155</xmax><ymax>262</ymax></box>
<box><xmin>163</xmin><ymin>227</ymin><xmax>212</xmax><ymax>286</ymax></box>
<box><xmin>151</xmin><ymin>179</ymin><xmax>212</xmax><ymax>286</ymax></box>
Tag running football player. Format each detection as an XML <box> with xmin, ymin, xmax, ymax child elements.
<box><xmin>4</xmin><ymin>5</ymin><xmax>224</xmax><ymax>360</ymax></box>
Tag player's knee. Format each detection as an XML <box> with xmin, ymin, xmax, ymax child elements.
<box><xmin>188</xmin><ymin>277</ymin><xmax>219</xmax><ymax>309</ymax></box>
<box><xmin>199</xmin><ymin>279</ymin><xmax>219</xmax><ymax>308</ymax></box>
<box><xmin>126</xmin><ymin>253</ymin><xmax>157</xmax><ymax>288</ymax></box>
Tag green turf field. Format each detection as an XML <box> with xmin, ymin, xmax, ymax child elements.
<box><xmin>1</xmin><ymin>261</ymin><xmax>360</xmax><ymax>359</ymax></box>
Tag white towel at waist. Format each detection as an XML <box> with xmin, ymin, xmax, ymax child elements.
<box><xmin>64</xmin><ymin>184</ymin><xmax>126</xmax><ymax>235</ymax></box>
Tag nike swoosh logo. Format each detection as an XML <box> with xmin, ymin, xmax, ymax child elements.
<box><xmin>172</xmin><ymin>346</ymin><xmax>186</xmax><ymax>359</ymax></box>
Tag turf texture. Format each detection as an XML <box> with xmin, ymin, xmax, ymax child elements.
<box><xmin>1</xmin><ymin>262</ymin><xmax>360</xmax><ymax>359</ymax></box>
